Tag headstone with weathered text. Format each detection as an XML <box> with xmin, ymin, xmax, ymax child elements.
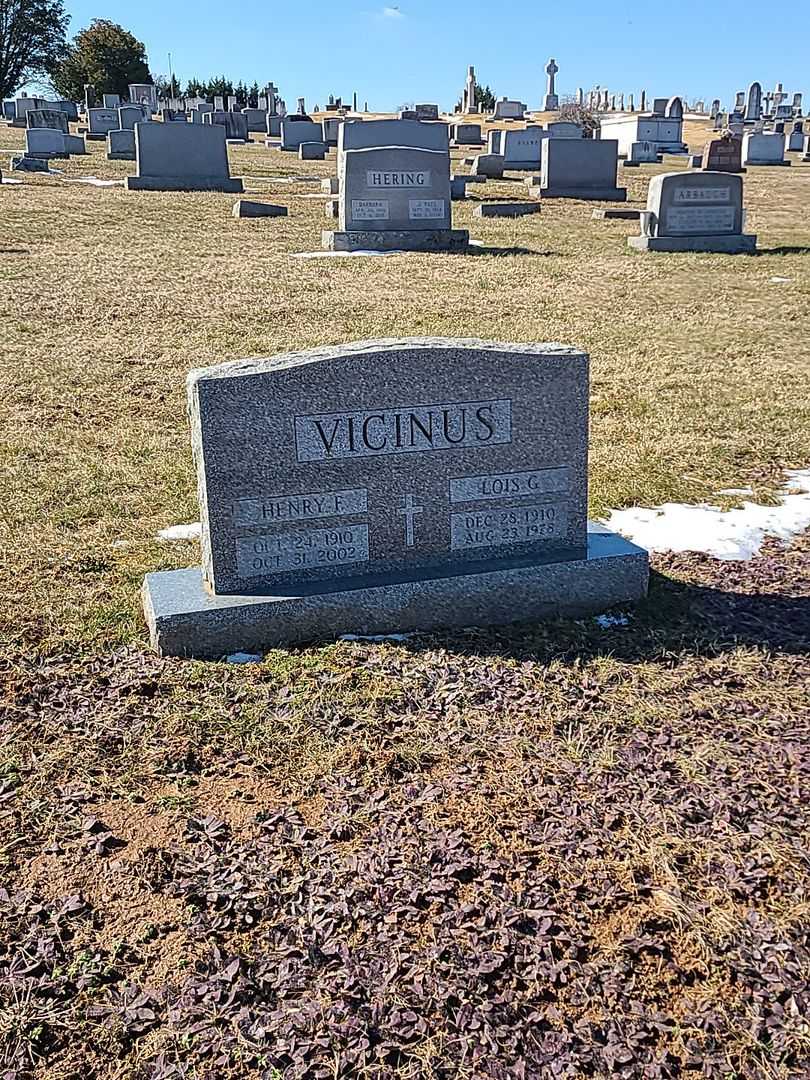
<box><xmin>701</xmin><ymin>135</ymin><xmax>744</xmax><ymax>172</ymax></box>
<box><xmin>26</xmin><ymin>109</ymin><xmax>69</xmax><ymax>133</ymax></box>
<box><xmin>87</xmin><ymin>108</ymin><xmax>119</xmax><ymax>140</ymax></box>
<box><xmin>742</xmin><ymin>132</ymin><xmax>789</xmax><ymax>166</ymax></box>
<box><xmin>142</xmin><ymin>338</ymin><xmax>648</xmax><ymax>656</ymax></box>
<box><xmin>628</xmin><ymin>171</ymin><xmax>756</xmax><ymax>253</ymax></box>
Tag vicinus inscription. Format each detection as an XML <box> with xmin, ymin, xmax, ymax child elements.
<box><xmin>295</xmin><ymin>399</ymin><xmax>512</xmax><ymax>462</ymax></box>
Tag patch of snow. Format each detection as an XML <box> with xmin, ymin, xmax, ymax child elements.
<box><xmin>226</xmin><ymin>652</ymin><xmax>263</xmax><ymax>664</ymax></box>
<box><xmin>769</xmin><ymin>276</ymin><xmax>792</xmax><ymax>283</ymax></box>
<box><xmin>1</xmin><ymin>177</ymin><xmax>23</xmax><ymax>185</ymax></box>
<box><xmin>340</xmin><ymin>633</ymin><xmax>413</xmax><ymax>643</ymax></box>
<box><xmin>604</xmin><ymin>469</ymin><xmax>810</xmax><ymax>561</ymax></box>
<box><xmin>156</xmin><ymin>522</ymin><xmax>201</xmax><ymax>542</ymax></box>
<box><xmin>594</xmin><ymin>613</ymin><xmax>630</xmax><ymax>629</ymax></box>
<box><xmin>63</xmin><ymin>176</ymin><xmax>124</xmax><ymax>187</ymax></box>
<box><xmin>715</xmin><ymin>487</ymin><xmax>754</xmax><ymax>496</ymax></box>
<box><xmin>292</xmin><ymin>250</ymin><xmax>406</xmax><ymax>259</ymax></box>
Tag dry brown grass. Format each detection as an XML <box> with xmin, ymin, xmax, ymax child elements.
<box><xmin>0</xmin><ymin>118</ymin><xmax>808</xmax><ymax>653</ymax></box>
<box><xmin>0</xmin><ymin>117</ymin><xmax>808</xmax><ymax>1078</ymax></box>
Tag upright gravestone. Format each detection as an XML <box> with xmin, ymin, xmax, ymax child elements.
<box><xmin>125</xmin><ymin>122</ymin><xmax>244</xmax><ymax>192</ymax></box>
<box><xmin>86</xmin><ymin>108</ymin><xmax>119</xmax><ymax>140</ymax></box>
<box><xmin>742</xmin><ymin>132</ymin><xmax>789</xmax><ymax>166</ymax></box>
<box><xmin>203</xmin><ymin>110</ymin><xmax>248</xmax><ymax>142</ymax></box>
<box><xmin>786</xmin><ymin>121</ymin><xmax>804</xmax><ymax>152</ymax></box>
<box><xmin>279</xmin><ymin>118</ymin><xmax>322</xmax><ymax>150</ymax></box>
<box><xmin>324</xmin><ymin>119</ymin><xmax>468</xmax><ymax>252</ymax></box>
<box><xmin>103</xmin><ymin>93</ymin><xmax>121</xmax><ymax>109</ymax></box>
<box><xmin>107</xmin><ymin>128</ymin><xmax>136</xmax><ymax>160</ymax></box>
<box><xmin>414</xmin><ymin>104</ymin><xmax>439</xmax><ymax>121</ymax></box>
<box><xmin>118</xmin><ymin>105</ymin><xmax>146</xmax><ymax>130</ymax></box>
<box><xmin>745</xmin><ymin>82</ymin><xmax>762</xmax><ymax>123</ymax></box>
<box><xmin>450</xmin><ymin>122</ymin><xmax>483</xmax><ymax>146</ymax></box>
<box><xmin>502</xmin><ymin>127</ymin><xmax>546</xmax><ymax>170</ymax></box>
<box><xmin>26</xmin><ymin>109</ymin><xmax>69</xmax><ymax>133</ymax></box>
<box><xmin>537</xmin><ymin>139</ymin><xmax>626</xmax><ymax>200</ymax></box>
<box><xmin>142</xmin><ymin>338</ymin><xmax>649</xmax><ymax>656</ymax></box>
<box><xmin>628</xmin><ymin>171</ymin><xmax>756</xmax><ymax>253</ymax></box>
<box><xmin>701</xmin><ymin>134</ymin><xmax>743</xmax><ymax>172</ymax></box>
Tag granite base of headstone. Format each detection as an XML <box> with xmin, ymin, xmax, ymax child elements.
<box><xmin>143</xmin><ymin>338</ymin><xmax>649</xmax><ymax>657</ymax></box>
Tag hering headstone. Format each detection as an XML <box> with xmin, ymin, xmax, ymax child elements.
<box><xmin>324</xmin><ymin>119</ymin><xmax>468</xmax><ymax>252</ymax></box>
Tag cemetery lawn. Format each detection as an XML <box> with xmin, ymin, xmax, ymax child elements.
<box><xmin>1</xmin><ymin>122</ymin><xmax>809</xmax><ymax>1078</ymax></box>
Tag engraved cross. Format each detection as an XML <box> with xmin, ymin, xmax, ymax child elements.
<box><xmin>398</xmin><ymin>493</ymin><xmax>424</xmax><ymax>548</ymax></box>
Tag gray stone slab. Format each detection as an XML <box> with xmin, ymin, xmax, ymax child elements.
<box><xmin>338</xmin><ymin>128</ymin><xmax>452</xmax><ymax>233</ymax></box>
<box><xmin>127</xmin><ymin>175</ymin><xmax>244</xmax><ymax>192</ymax></box>
<box><xmin>540</xmin><ymin>187</ymin><xmax>627</xmax><ymax>201</ymax></box>
<box><xmin>11</xmin><ymin>155</ymin><xmax>49</xmax><ymax>172</ymax></box>
<box><xmin>280</xmin><ymin>119</ymin><xmax>322</xmax><ymax>150</ymax></box>
<box><xmin>474</xmin><ymin>203</ymin><xmax>542</xmax><ymax>217</ymax></box>
<box><xmin>299</xmin><ymin>141</ymin><xmax>327</xmax><ymax>160</ymax></box>
<box><xmin>233</xmin><ymin>200</ymin><xmax>288</xmax><ymax>218</ymax></box>
<box><xmin>126</xmin><ymin>122</ymin><xmax>243</xmax><ymax>192</ymax></box>
<box><xmin>143</xmin><ymin>524</ymin><xmax>649</xmax><ymax>657</ymax></box>
<box><xmin>203</xmin><ymin>110</ymin><xmax>249</xmax><ymax>142</ymax></box>
<box><xmin>471</xmin><ymin>154</ymin><xmax>505</xmax><ymax>179</ymax></box>
<box><xmin>628</xmin><ymin>234</ymin><xmax>757</xmax><ymax>253</ymax></box>
<box><xmin>187</xmin><ymin>339</ymin><xmax>589</xmax><ymax>596</ymax></box>
<box><xmin>323</xmin><ymin>229</ymin><xmax>468</xmax><ymax>252</ymax></box>
<box><xmin>592</xmin><ymin>208</ymin><xmax>642</xmax><ymax>219</ymax></box>
<box><xmin>107</xmin><ymin>128</ymin><xmax>136</xmax><ymax>160</ymax></box>
<box><xmin>539</xmin><ymin>138</ymin><xmax>625</xmax><ymax>200</ymax></box>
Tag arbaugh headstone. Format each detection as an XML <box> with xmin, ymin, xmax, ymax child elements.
<box><xmin>628</xmin><ymin>171</ymin><xmax>756</xmax><ymax>253</ymax></box>
<box><xmin>143</xmin><ymin>338</ymin><xmax>648</xmax><ymax>656</ymax></box>
<box><xmin>324</xmin><ymin>119</ymin><xmax>468</xmax><ymax>252</ymax></box>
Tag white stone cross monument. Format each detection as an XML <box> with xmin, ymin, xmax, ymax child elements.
<box><xmin>543</xmin><ymin>58</ymin><xmax>559</xmax><ymax>111</ymax></box>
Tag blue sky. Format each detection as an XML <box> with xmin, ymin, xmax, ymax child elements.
<box><xmin>56</xmin><ymin>0</ymin><xmax>809</xmax><ymax>110</ymax></box>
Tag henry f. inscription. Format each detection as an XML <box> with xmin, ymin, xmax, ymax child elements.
<box><xmin>295</xmin><ymin>399</ymin><xmax>512</xmax><ymax>462</ymax></box>
<box><xmin>232</xmin><ymin>488</ymin><xmax>367</xmax><ymax>526</ymax></box>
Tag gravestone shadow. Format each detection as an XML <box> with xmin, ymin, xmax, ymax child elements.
<box><xmin>393</xmin><ymin>566</ymin><xmax>810</xmax><ymax>664</ymax></box>
<box><xmin>754</xmin><ymin>246</ymin><xmax>810</xmax><ymax>256</ymax></box>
